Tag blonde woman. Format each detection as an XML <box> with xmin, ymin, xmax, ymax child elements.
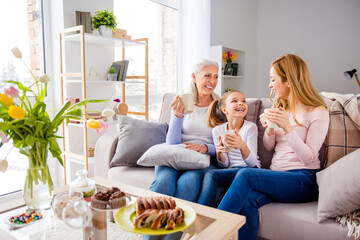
<box><xmin>217</xmin><ymin>54</ymin><xmax>329</xmax><ymax>240</ymax></box>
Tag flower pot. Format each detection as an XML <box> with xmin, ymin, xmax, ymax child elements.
<box><xmin>99</xmin><ymin>25</ymin><xmax>112</xmax><ymax>37</ymax></box>
<box><xmin>107</xmin><ymin>73</ymin><xmax>117</xmax><ymax>81</ymax></box>
<box><xmin>224</xmin><ymin>62</ymin><xmax>233</xmax><ymax>75</ymax></box>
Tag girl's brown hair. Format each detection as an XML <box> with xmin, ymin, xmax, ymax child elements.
<box><xmin>270</xmin><ymin>54</ymin><xmax>327</xmax><ymax>125</ymax></box>
<box><xmin>207</xmin><ymin>90</ymin><xmax>244</xmax><ymax>128</ymax></box>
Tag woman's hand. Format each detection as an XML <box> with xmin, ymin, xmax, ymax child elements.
<box><xmin>223</xmin><ymin>129</ymin><xmax>245</xmax><ymax>149</ymax></box>
<box><xmin>216</xmin><ymin>136</ymin><xmax>228</xmax><ymax>162</ymax></box>
<box><xmin>170</xmin><ymin>96</ymin><xmax>184</xmax><ymax>118</ymax></box>
<box><xmin>260</xmin><ymin>112</ymin><xmax>275</xmax><ymax>135</ymax></box>
<box><xmin>266</xmin><ymin>108</ymin><xmax>293</xmax><ymax>134</ymax></box>
<box><xmin>183</xmin><ymin>143</ymin><xmax>208</xmax><ymax>154</ymax></box>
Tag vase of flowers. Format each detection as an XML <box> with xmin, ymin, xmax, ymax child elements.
<box><xmin>92</xmin><ymin>9</ymin><xmax>117</xmax><ymax>37</ymax></box>
<box><xmin>222</xmin><ymin>51</ymin><xmax>237</xmax><ymax>75</ymax></box>
<box><xmin>0</xmin><ymin>47</ymin><xmax>107</xmax><ymax>209</ymax></box>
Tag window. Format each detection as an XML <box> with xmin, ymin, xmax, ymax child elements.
<box><xmin>114</xmin><ymin>0</ymin><xmax>178</xmax><ymax>121</ymax></box>
<box><xmin>0</xmin><ymin>0</ymin><xmax>45</xmax><ymax>199</ymax></box>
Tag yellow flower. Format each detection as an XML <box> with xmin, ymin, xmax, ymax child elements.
<box><xmin>87</xmin><ymin>119</ymin><xmax>100</xmax><ymax>129</ymax></box>
<box><xmin>8</xmin><ymin>105</ymin><xmax>26</xmax><ymax>119</ymax></box>
<box><xmin>0</xmin><ymin>93</ymin><xmax>14</xmax><ymax>106</ymax></box>
<box><xmin>230</xmin><ymin>53</ymin><xmax>237</xmax><ymax>61</ymax></box>
<box><xmin>222</xmin><ymin>53</ymin><xmax>227</xmax><ymax>63</ymax></box>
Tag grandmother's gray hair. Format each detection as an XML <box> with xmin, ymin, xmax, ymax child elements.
<box><xmin>190</xmin><ymin>59</ymin><xmax>220</xmax><ymax>104</ymax></box>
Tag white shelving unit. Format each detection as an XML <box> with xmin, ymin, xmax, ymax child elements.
<box><xmin>59</xmin><ymin>25</ymin><xmax>148</xmax><ymax>184</ymax></box>
<box><xmin>210</xmin><ymin>45</ymin><xmax>245</xmax><ymax>95</ymax></box>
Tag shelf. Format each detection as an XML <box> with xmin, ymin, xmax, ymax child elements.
<box><xmin>68</xmin><ymin>156</ymin><xmax>95</xmax><ymax>165</ymax></box>
<box><xmin>222</xmin><ymin>75</ymin><xmax>245</xmax><ymax>79</ymax></box>
<box><xmin>64</xmin><ymin>80</ymin><xmax>147</xmax><ymax>84</ymax></box>
<box><xmin>63</xmin><ymin>33</ymin><xmax>147</xmax><ymax>48</ymax></box>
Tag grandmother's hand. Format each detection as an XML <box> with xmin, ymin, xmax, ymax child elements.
<box><xmin>183</xmin><ymin>143</ymin><xmax>208</xmax><ymax>154</ymax></box>
<box><xmin>170</xmin><ymin>96</ymin><xmax>184</xmax><ymax>118</ymax></box>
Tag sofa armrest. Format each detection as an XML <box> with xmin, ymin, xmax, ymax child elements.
<box><xmin>94</xmin><ymin>131</ymin><xmax>120</xmax><ymax>179</ymax></box>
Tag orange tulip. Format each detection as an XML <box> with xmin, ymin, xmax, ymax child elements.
<box><xmin>0</xmin><ymin>93</ymin><xmax>14</xmax><ymax>106</ymax></box>
<box><xmin>87</xmin><ymin>119</ymin><xmax>100</xmax><ymax>129</ymax></box>
<box><xmin>8</xmin><ymin>105</ymin><xmax>26</xmax><ymax>119</ymax></box>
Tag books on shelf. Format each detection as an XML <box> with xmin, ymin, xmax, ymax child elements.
<box><xmin>110</xmin><ymin>64</ymin><xmax>121</xmax><ymax>81</ymax></box>
<box><xmin>112</xmin><ymin>29</ymin><xmax>132</xmax><ymax>40</ymax></box>
<box><xmin>113</xmin><ymin>60</ymin><xmax>129</xmax><ymax>81</ymax></box>
<box><xmin>75</xmin><ymin>11</ymin><xmax>92</xmax><ymax>33</ymax></box>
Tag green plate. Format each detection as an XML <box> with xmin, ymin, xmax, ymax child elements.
<box><xmin>114</xmin><ymin>201</ymin><xmax>196</xmax><ymax>235</ymax></box>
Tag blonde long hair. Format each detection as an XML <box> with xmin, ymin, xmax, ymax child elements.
<box><xmin>270</xmin><ymin>54</ymin><xmax>327</xmax><ymax>125</ymax></box>
<box><xmin>207</xmin><ymin>90</ymin><xmax>244</xmax><ymax>128</ymax></box>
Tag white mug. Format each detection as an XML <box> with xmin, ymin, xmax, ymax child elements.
<box><xmin>220</xmin><ymin>130</ymin><xmax>237</xmax><ymax>152</ymax></box>
<box><xmin>179</xmin><ymin>93</ymin><xmax>194</xmax><ymax>114</ymax></box>
<box><xmin>264</xmin><ymin>108</ymin><xmax>279</xmax><ymax>129</ymax></box>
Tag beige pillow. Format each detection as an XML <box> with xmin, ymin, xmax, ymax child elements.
<box><xmin>316</xmin><ymin>148</ymin><xmax>360</xmax><ymax>222</ymax></box>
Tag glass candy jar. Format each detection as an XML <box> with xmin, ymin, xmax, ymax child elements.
<box><xmin>70</xmin><ymin>169</ymin><xmax>96</xmax><ymax>202</ymax></box>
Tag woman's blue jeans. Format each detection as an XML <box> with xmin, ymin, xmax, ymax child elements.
<box><xmin>218</xmin><ymin>168</ymin><xmax>319</xmax><ymax>240</ymax></box>
<box><xmin>149</xmin><ymin>164</ymin><xmax>216</xmax><ymax>202</ymax></box>
<box><xmin>197</xmin><ymin>167</ymin><xmax>244</xmax><ymax>207</ymax></box>
<box><xmin>145</xmin><ymin>164</ymin><xmax>216</xmax><ymax>240</ymax></box>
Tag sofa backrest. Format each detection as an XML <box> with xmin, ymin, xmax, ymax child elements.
<box><xmin>157</xmin><ymin>93</ymin><xmax>326</xmax><ymax>170</ymax></box>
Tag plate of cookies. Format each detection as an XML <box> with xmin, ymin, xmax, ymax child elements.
<box><xmin>90</xmin><ymin>187</ymin><xmax>134</xmax><ymax>212</ymax></box>
<box><xmin>114</xmin><ymin>196</ymin><xmax>196</xmax><ymax>235</ymax></box>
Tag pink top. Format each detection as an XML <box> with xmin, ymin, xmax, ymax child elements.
<box><xmin>263</xmin><ymin>111</ymin><xmax>329</xmax><ymax>171</ymax></box>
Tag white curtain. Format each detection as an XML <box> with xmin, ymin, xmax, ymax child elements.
<box><xmin>178</xmin><ymin>0</ymin><xmax>211</xmax><ymax>93</ymax></box>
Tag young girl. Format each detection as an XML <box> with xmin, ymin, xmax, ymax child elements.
<box><xmin>197</xmin><ymin>90</ymin><xmax>260</xmax><ymax>207</ymax></box>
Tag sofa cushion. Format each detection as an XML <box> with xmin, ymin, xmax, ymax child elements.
<box><xmin>258</xmin><ymin>202</ymin><xmax>347</xmax><ymax>240</ymax></box>
<box><xmin>137</xmin><ymin>142</ymin><xmax>210</xmax><ymax>170</ymax></box>
<box><xmin>316</xmin><ymin>148</ymin><xmax>360</xmax><ymax>222</ymax></box>
<box><xmin>245</xmin><ymin>98</ymin><xmax>261</xmax><ymax>124</ymax></box>
<box><xmin>110</xmin><ymin>116</ymin><xmax>168</xmax><ymax>167</ymax></box>
<box><xmin>257</xmin><ymin>98</ymin><xmax>274</xmax><ymax>169</ymax></box>
<box><xmin>322</xmin><ymin>93</ymin><xmax>360</xmax><ymax>167</ymax></box>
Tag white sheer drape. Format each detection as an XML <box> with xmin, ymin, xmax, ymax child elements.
<box><xmin>178</xmin><ymin>0</ymin><xmax>211</xmax><ymax>93</ymax></box>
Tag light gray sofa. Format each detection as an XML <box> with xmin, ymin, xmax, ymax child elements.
<box><xmin>94</xmin><ymin>93</ymin><xmax>349</xmax><ymax>240</ymax></box>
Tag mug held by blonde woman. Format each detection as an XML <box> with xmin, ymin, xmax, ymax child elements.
<box><xmin>264</xmin><ymin>108</ymin><xmax>279</xmax><ymax>129</ymax></box>
<box><xmin>180</xmin><ymin>93</ymin><xmax>194</xmax><ymax>114</ymax></box>
<box><xmin>220</xmin><ymin>130</ymin><xmax>237</xmax><ymax>152</ymax></box>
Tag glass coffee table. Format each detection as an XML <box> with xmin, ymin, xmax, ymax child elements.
<box><xmin>0</xmin><ymin>177</ymin><xmax>245</xmax><ymax>239</ymax></box>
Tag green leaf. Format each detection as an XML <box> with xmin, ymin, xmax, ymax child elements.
<box><xmin>49</xmin><ymin>137</ymin><xmax>63</xmax><ymax>166</ymax></box>
<box><xmin>39</xmin><ymin>83</ymin><xmax>47</xmax><ymax>102</ymax></box>
<box><xmin>52</xmin><ymin>100</ymin><xmax>71</xmax><ymax>126</ymax></box>
<box><xmin>25</xmin><ymin>134</ymin><xmax>35</xmax><ymax>146</ymax></box>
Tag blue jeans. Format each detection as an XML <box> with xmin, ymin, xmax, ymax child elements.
<box><xmin>218</xmin><ymin>168</ymin><xmax>319</xmax><ymax>240</ymax></box>
<box><xmin>197</xmin><ymin>167</ymin><xmax>244</xmax><ymax>207</ymax></box>
<box><xmin>149</xmin><ymin>164</ymin><xmax>216</xmax><ymax>202</ymax></box>
<box><xmin>145</xmin><ymin>163</ymin><xmax>217</xmax><ymax>240</ymax></box>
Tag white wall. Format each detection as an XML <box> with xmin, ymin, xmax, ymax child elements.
<box><xmin>211</xmin><ymin>0</ymin><xmax>360</xmax><ymax>97</ymax></box>
<box><xmin>210</xmin><ymin>0</ymin><xmax>258</xmax><ymax>97</ymax></box>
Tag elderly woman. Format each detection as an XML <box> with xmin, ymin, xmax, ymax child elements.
<box><xmin>149</xmin><ymin>59</ymin><xmax>220</xmax><ymax>202</ymax></box>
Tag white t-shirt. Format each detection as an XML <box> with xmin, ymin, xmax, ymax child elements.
<box><xmin>212</xmin><ymin>121</ymin><xmax>260</xmax><ymax>168</ymax></box>
<box><xmin>182</xmin><ymin>106</ymin><xmax>213</xmax><ymax>144</ymax></box>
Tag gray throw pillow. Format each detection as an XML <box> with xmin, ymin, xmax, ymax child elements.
<box><xmin>137</xmin><ymin>143</ymin><xmax>210</xmax><ymax>170</ymax></box>
<box><xmin>110</xmin><ymin>116</ymin><xmax>168</xmax><ymax>167</ymax></box>
<box><xmin>316</xmin><ymin>148</ymin><xmax>360</xmax><ymax>222</ymax></box>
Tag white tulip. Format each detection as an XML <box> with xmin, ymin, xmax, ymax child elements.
<box><xmin>0</xmin><ymin>159</ymin><xmax>8</xmax><ymax>173</ymax></box>
<box><xmin>11</xmin><ymin>47</ymin><xmax>22</xmax><ymax>58</ymax></box>
<box><xmin>101</xmin><ymin>109</ymin><xmax>115</xmax><ymax>117</ymax></box>
<box><xmin>39</xmin><ymin>74</ymin><xmax>51</xmax><ymax>83</ymax></box>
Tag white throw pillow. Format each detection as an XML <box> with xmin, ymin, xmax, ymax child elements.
<box><xmin>137</xmin><ymin>143</ymin><xmax>210</xmax><ymax>170</ymax></box>
<box><xmin>316</xmin><ymin>148</ymin><xmax>360</xmax><ymax>222</ymax></box>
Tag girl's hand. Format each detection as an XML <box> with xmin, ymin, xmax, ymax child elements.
<box><xmin>223</xmin><ymin>128</ymin><xmax>245</xmax><ymax>149</ymax></box>
<box><xmin>216</xmin><ymin>136</ymin><xmax>228</xmax><ymax>163</ymax></box>
<box><xmin>170</xmin><ymin>95</ymin><xmax>184</xmax><ymax>118</ymax></box>
<box><xmin>266</xmin><ymin>108</ymin><xmax>293</xmax><ymax>134</ymax></box>
<box><xmin>183</xmin><ymin>143</ymin><xmax>208</xmax><ymax>154</ymax></box>
<box><xmin>216</xmin><ymin>136</ymin><xmax>228</xmax><ymax>154</ymax></box>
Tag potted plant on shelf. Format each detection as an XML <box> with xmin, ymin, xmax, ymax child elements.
<box><xmin>0</xmin><ymin>47</ymin><xmax>110</xmax><ymax>210</ymax></box>
<box><xmin>222</xmin><ymin>51</ymin><xmax>237</xmax><ymax>75</ymax></box>
<box><xmin>107</xmin><ymin>66</ymin><xmax>117</xmax><ymax>81</ymax></box>
<box><xmin>92</xmin><ymin>8</ymin><xmax>117</xmax><ymax>37</ymax></box>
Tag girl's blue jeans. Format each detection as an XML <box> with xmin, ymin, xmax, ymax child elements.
<box><xmin>197</xmin><ymin>167</ymin><xmax>244</xmax><ymax>207</ymax></box>
<box><xmin>218</xmin><ymin>167</ymin><xmax>319</xmax><ymax>240</ymax></box>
